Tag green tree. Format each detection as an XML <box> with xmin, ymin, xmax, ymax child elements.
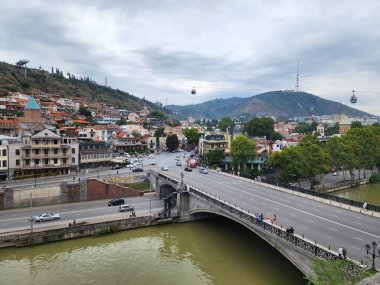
<box><xmin>154</xmin><ymin>128</ymin><xmax>165</xmax><ymax>149</ymax></box>
<box><xmin>306</xmin><ymin>258</ymin><xmax>372</xmax><ymax>285</ymax></box>
<box><xmin>244</xmin><ymin>117</ymin><xmax>275</xmax><ymax>139</ymax></box>
<box><xmin>351</xmin><ymin>121</ymin><xmax>363</xmax><ymax>128</ymax></box>
<box><xmin>183</xmin><ymin>128</ymin><xmax>201</xmax><ymax>149</ymax></box>
<box><xmin>293</xmin><ymin>122</ymin><xmax>313</xmax><ymax>134</ymax></box>
<box><xmin>78</xmin><ymin>106</ymin><xmax>92</xmax><ymax>118</ymax></box>
<box><xmin>116</xmin><ymin>118</ymin><xmax>127</xmax><ymax>125</ymax></box>
<box><xmin>231</xmin><ymin>135</ymin><xmax>257</xmax><ymax>172</ymax></box>
<box><xmin>205</xmin><ymin>149</ymin><xmax>225</xmax><ymax>167</ymax></box>
<box><xmin>218</xmin><ymin>117</ymin><xmax>235</xmax><ymax>132</ymax></box>
<box><xmin>149</xmin><ymin>111</ymin><xmax>167</xmax><ymax>120</ymax></box>
<box><xmin>166</xmin><ymin>134</ymin><xmax>179</xmax><ymax>152</ymax></box>
<box><xmin>132</xmin><ymin>132</ymin><xmax>141</xmax><ymax>137</ymax></box>
<box><xmin>325</xmin><ymin>122</ymin><xmax>340</xmax><ymax>136</ymax></box>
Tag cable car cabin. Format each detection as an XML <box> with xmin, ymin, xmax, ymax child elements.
<box><xmin>191</xmin><ymin>88</ymin><xmax>196</xmax><ymax>95</ymax></box>
<box><xmin>350</xmin><ymin>90</ymin><xmax>357</xmax><ymax>103</ymax></box>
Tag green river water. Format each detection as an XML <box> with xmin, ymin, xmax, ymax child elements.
<box><xmin>332</xmin><ymin>183</ymin><xmax>380</xmax><ymax>206</ymax></box>
<box><xmin>0</xmin><ymin>217</ymin><xmax>305</xmax><ymax>285</ymax></box>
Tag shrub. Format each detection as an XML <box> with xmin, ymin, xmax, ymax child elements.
<box><xmin>369</xmin><ymin>173</ymin><xmax>380</xmax><ymax>183</ymax></box>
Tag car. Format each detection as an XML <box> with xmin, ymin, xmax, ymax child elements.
<box><xmin>199</xmin><ymin>167</ymin><xmax>208</xmax><ymax>174</ymax></box>
<box><xmin>132</xmin><ymin>167</ymin><xmax>144</xmax><ymax>172</ymax></box>
<box><xmin>150</xmin><ymin>160</ymin><xmax>156</xmax><ymax>165</ymax></box>
<box><xmin>161</xmin><ymin>165</ymin><xmax>169</xmax><ymax>171</ymax></box>
<box><xmin>119</xmin><ymin>205</ymin><xmax>134</xmax><ymax>212</ymax></box>
<box><xmin>176</xmin><ymin>161</ymin><xmax>182</xmax><ymax>166</ymax></box>
<box><xmin>112</xmin><ymin>164</ymin><xmax>123</xmax><ymax>170</ymax></box>
<box><xmin>175</xmin><ymin>157</ymin><xmax>180</xmax><ymax>161</ymax></box>
<box><xmin>332</xmin><ymin>172</ymin><xmax>338</xmax><ymax>176</ymax></box>
<box><xmin>35</xmin><ymin>212</ymin><xmax>60</xmax><ymax>222</ymax></box>
<box><xmin>184</xmin><ymin>167</ymin><xmax>192</xmax><ymax>172</ymax></box>
<box><xmin>108</xmin><ymin>198</ymin><xmax>125</xmax><ymax>206</ymax></box>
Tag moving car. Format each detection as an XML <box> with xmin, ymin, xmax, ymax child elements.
<box><xmin>119</xmin><ymin>205</ymin><xmax>134</xmax><ymax>212</ymax></box>
<box><xmin>161</xmin><ymin>165</ymin><xmax>169</xmax><ymax>171</ymax></box>
<box><xmin>35</xmin><ymin>212</ymin><xmax>60</xmax><ymax>222</ymax></box>
<box><xmin>199</xmin><ymin>167</ymin><xmax>208</xmax><ymax>174</ymax></box>
<box><xmin>132</xmin><ymin>167</ymin><xmax>144</xmax><ymax>172</ymax></box>
<box><xmin>150</xmin><ymin>160</ymin><xmax>156</xmax><ymax>165</ymax></box>
<box><xmin>108</xmin><ymin>198</ymin><xmax>125</xmax><ymax>206</ymax></box>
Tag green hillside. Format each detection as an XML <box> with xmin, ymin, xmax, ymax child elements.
<box><xmin>167</xmin><ymin>91</ymin><xmax>372</xmax><ymax>119</ymax></box>
<box><xmin>0</xmin><ymin>60</ymin><xmax>159</xmax><ymax>111</ymax></box>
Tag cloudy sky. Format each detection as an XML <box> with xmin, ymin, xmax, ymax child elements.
<box><xmin>1</xmin><ymin>0</ymin><xmax>379</xmax><ymax>115</ymax></box>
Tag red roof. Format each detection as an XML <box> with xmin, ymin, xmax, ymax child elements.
<box><xmin>73</xmin><ymin>119</ymin><xmax>91</xmax><ymax>124</ymax></box>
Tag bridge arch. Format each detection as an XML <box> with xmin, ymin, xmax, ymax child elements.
<box><xmin>187</xmin><ymin>208</ymin><xmax>318</xmax><ymax>277</ymax></box>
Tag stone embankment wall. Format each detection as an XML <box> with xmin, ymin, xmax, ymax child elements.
<box><xmin>0</xmin><ymin>179</ymin><xmax>142</xmax><ymax>209</ymax></box>
<box><xmin>0</xmin><ymin>216</ymin><xmax>173</xmax><ymax>248</ymax></box>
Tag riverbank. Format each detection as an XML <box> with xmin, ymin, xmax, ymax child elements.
<box><xmin>0</xmin><ymin>215</ymin><xmax>174</xmax><ymax>248</ymax></box>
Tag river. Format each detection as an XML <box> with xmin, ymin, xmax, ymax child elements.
<box><xmin>332</xmin><ymin>183</ymin><xmax>380</xmax><ymax>206</ymax></box>
<box><xmin>0</xmin><ymin>217</ymin><xmax>306</xmax><ymax>285</ymax></box>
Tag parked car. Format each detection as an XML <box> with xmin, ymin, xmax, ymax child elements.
<box><xmin>176</xmin><ymin>161</ymin><xmax>182</xmax><ymax>166</ymax></box>
<box><xmin>161</xmin><ymin>165</ymin><xmax>169</xmax><ymax>171</ymax></box>
<box><xmin>112</xmin><ymin>164</ymin><xmax>123</xmax><ymax>170</ymax></box>
<box><xmin>108</xmin><ymin>198</ymin><xmax>125</xmax><ymax>206</ymax></box>
<box><xmin>132</xmin><ymin>167</ymin><xmax>144</xmax><ymax>172</ymax></box>
<box><xmin>150</xmin><ymin>160</ymin><xmax>156</xmax><ymax>165</ymax></box>
<box><xmin>184</xmin><ymin>167</ymin><xmax>193</xmax><ymax>172</ymax></box>
<box><xmin>332</xmin><ymin>172</ymin><xmax>338</xmax><ymax>176</ymax></box>
<box><xmin>119</xmin><ymin>205</ymin><xmax>134</xmax><ymax>212</ymax></box>
<box><xmin>35</xmin><ymin>212</ymin><xmax>60</xmax><ymax>222</ymax></box>
<box><xmin>199</xmin><ymin>167</ymin><xmax>209</xmax><ymax>174</ymax></box>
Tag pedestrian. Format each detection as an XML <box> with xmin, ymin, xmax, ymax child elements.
<box><xmin>338</xmin><ymin>246</ymin><xmax>343</xmax><ymax>258</ymax></box>
<box><xmin>273</xmin><ymin>214</ymin><xmax>277</xmax><ymax>224</ymax></box>
<box><xmin>363</xmin><ymin>201</ymin><xmax>368</xmax><ymax>210</ymax></box>
<box><xmin>342</xmin><ymin>246</ymin><xmax>347</xmax><ymax>259</ymax></box>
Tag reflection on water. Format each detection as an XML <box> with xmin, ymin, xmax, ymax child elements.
<box><xmin>332</xmin><ymin>183</ymin><xmax>380</xmax><ymax>206</ymax></box>
<box><xmin>0</xmin><ymin>218</ymin><xmax>306</xmax><ymax>285</ymax></box>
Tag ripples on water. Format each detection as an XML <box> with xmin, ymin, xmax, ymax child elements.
<box><xmin>0</xmin><ymin>218</ymin><xmax>305</xmax><ymax>285</ymax></box>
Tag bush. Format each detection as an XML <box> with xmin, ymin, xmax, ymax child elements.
<box><xmin>369</xmin><ymin>173</ymin><xmax>380</xmax><ymax>183</ymax></box>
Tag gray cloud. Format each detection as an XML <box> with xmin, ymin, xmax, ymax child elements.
<box><xmin>0</xmin><ymin>0</ymin><xmax>379</xmax><ymax>115</ymax></box>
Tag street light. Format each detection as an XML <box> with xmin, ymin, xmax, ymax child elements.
<box><xmin>365</xmin><ymin>241</ymin><xmax>380</xmax><ymax>269</ymax></box>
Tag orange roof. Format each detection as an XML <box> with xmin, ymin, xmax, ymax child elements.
<box><xmin>73</xmin><ymin>119</ymin><xmax>91</xmax><ymax>124</ymax></box>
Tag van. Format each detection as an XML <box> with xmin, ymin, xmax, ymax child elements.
<box><xmin>119</xmin><ymin>205</ymin><xmax>134</xmax><ymax>212</ymax></box>
<box><xmin>199</xmin><ymin>167</ymin><xmax>208</xmax><ymax>174</ymax></box>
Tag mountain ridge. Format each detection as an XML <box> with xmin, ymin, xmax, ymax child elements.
<box><xmin>167</xmin><ymin>91</ymin><xmax>372</xmax><ymax>119</ymax></box>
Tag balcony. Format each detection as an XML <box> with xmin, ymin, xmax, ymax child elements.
<box><xmin>22</xmin><ymin>164</ymin><xmax>70</xmax><ymax>169</ymax></box>
<box><xmin>22</xmin><ymin>152</ymin><xmax>70</xmax><ymax>159</ymax></box>
<box><xmin>31</xmin><ymin>143</ymin><xmax>61</xmax><ymax>148</ymax></box>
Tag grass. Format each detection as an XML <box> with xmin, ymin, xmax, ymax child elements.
<box><xmin>124</xmin><ymin>181</ymin><xmax>150</xmax><ymax>192</ymax></box>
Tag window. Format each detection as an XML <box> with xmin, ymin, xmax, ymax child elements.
<box><xmin>15</xmin><ymin>149</ymin><xmax>20</xmax><ymax>155</ymax></box>
<box><xmin>44</xmin><ymin>149</ymin><xmax>48</xmax><ymax>155</ymax></box>
<box><xmin>44</xmin><ymin>140</ymin><xmax>49</xmax><ymax>145</ymax></box>
<box><xmin>72</xmin><ymin>148</ymin><xmax>75</xmax><ymax>154</ymax></box>
<box><xmin>54</xmin><ymin>140</ymin><xmax>58</xmax><ymax>145</ymax></box>
<box><xmin>16</xmin><ymin>159</ymin><xmax>20</xmax><ymax>166</ymax></box>
<box><xmin>44</xmin><ymin>159</ymin><xmax>49</xmax><ymax>165</ymax></box>
<box><xmin>35</xmin><ymin>150</ymin><xmax>40</xmax><ymax>155</ymax></box>
<box><xmin>2</xmin><ymin>160</ymin><xmax>6</xmax><ymax>167</ymax></box>
<box><xmin>72</xmin><ymin>158</ymin><xmax>75</xmax><ymax>163</ymax></box>
<box><xmin>2</xmin><ymin>149</ymin><xmax>6</xmax><ymax>156</ymax></box>
<box><xmin>54</xmin><ymin>149</ymin><xmax>58</xmax><ymax>154</ymax></box>
<box><xmin>53</xmin><ymin>158</ymin><xmax>58</xmax><ymax>164</ymax></box>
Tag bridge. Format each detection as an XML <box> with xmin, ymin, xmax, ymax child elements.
<box><xmin>149</xmin><ymin>169</ymin><xmax>380</xmax><ymax>276</ymax></box>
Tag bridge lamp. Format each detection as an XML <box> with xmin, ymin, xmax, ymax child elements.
<box><xmin>365</xmin><ymin>241</ymin><xmax>380</xmax><ymax>269</ymax></box>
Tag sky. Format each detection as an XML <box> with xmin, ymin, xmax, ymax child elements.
<box><xmin>1</xmin><ymin>0</ymin><xmax>380</xmax><ymax>115</ymax></box>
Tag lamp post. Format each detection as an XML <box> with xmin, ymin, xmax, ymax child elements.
<box><xmin>365</xmin><ymin>241</ymin><xmax>380</xmax><ymax>269</ymax></box>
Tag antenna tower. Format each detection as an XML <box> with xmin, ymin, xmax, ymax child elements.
<box><xmin>105</xmin><ymin>77</ymin><xmax>108</xmax><ymax>87</ymax></box>
<box><xmin>295</xmin><ymin>60</ymin><xmax>300</xmax><ymax>92</ymax></box>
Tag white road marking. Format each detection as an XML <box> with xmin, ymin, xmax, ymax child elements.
<box><xmin>354</xmin><ymin>221</ymin><xmax>361</xmax><ymax>225</ymax></box>
<box><xmin>332</xmin><ymin>215</ymin><xmax>339</xmax><ymax>218</ymax></box>
<box><xmin>291</xmin><ymin>213</ymin><xmax>296</xmax><ymax>216</ymax></box>
<box><xmin>355</xmin><ymin>237</ymin><xmax>363</xmax><ymax>241</ymax></box>
<box><xmin>313</xmin><ymin>209</ymin><xmax>320</xmax><ymax>212</ymax></box>
<box><xmin>329</xmin><ymin>228</ymin><xmax>337</xmax><ymax>232</ymax></box>
<box><xmin>351</xmin><ymin>246</ymin><xmax>360</xmax><ymax>251</ymax></box>
<box><xmin>308</xmin><ymin>220</ymin><xmax>315</xmax><ymax>224</ymax></box>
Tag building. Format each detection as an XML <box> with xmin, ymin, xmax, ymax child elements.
<box><xmin>79</xmin><ymin>140</ymin><xmax>112</xmax><ymax>169</ymax></box>
<box><xmin>339</xmin><ymin>117</ymin><xmax>351</xmax><ymax>135</ymax></box>
<box><xmin>316</xmin><ymin>123</ymin><xmax>325</xmax><ymax>136</ymax></box>
<box><xmin>199</xmin><ymin>132</ymin><xmax>230</xmax><ymax>155</ymax></box>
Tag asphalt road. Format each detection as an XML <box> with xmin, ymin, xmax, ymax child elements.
<box><xmin>156</xmin><ymin>153</ymin><xmax>380</xmax><ymax>265</ymax></box>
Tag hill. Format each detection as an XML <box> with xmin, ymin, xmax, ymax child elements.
<box><xmin>0</xmin><ymin>60</ymin><xmax>161</xmax><ymax>112</ymax></box>
<box><xmin>167</xmin><ymin>91</ymin><xmax>372</xmax><ymax>119</ymax></box>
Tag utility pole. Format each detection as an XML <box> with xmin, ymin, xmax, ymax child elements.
<box><xmin>295</xmin><ymin>60</ymin><xmax>300</xmax><ymax>92</ymax></box>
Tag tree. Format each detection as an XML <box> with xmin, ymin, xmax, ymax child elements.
<box><xmin>231</xmin><ymin>135</ymin><xmax>257</xmax><ymax>172</ymax></box>
<box><xmin>325</xmin><ymin>122</ymin><xmax>340</xmax><ymax>136</ymax></box>
<box><xmin>116</xmin><ymin>118</ymin><xmax>127</xmax><ymax>125</ymax></box>
<box><xmin>351</xmin><ymin>121</ymin><xmax>363</xmax><ymax>128</ymax></box>
<box><xmin>183</xmin><ymin>128</ymin><xmax>201</xmax><ymax>149</ymax></box>
<box><xmin>205</xmin><ymin>149</ymin><xmax>224</xmax><ymax>167</ymax></box>
<box><xmin>218</xmin><ymin>117</ymin><xmax>235</xmax><ymax>132</ymax></box>
<box><xmin>154</xmin><ymin>128</ymin><xmax>165</xmax><ymax>149</ymax></box>
<box><xmin>306</xmin><ymin>258</ymin><xmax>372</xmax><ymax>285</ymax></box>
<box><xmin>166</xmin><ymin>134</ymin><xmax>179</xmax><ymax>152</ymax></box>
<box><xmin>149</xmin><ymin>111</ymin><xmax>167</xmax><ymax>120</ymax></box>
<box><xmin>78</xmin><ymin>106</ymin><xmax>92</xmax><ymax>118</ymax></box>
<box><xmin>244</xmin><ymin>117</ymin><xmax>275</xmax><ymax>139</ymax></box>
<box><xmin>132</xmin><ymin>132</ymin><xmax>141</xmax><ymax>137</ymax></box>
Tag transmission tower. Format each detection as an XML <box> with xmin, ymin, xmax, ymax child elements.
<box><xmin>295</xmin><ymin>60</ymin><xmax>300</xmax><ymax>92</ymax></box>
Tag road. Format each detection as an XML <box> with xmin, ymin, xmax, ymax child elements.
<box><xmin>156</xmin><ymin>153</ymin><xmax>380</xmax><ymax>265</ymax></box>
<box><xmin>0</xmin><ymin>196</ymin><xmax>163</xmax><ymax>233</ymax></box>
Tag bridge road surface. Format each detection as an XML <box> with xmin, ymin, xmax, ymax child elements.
<box><xmin>157</xmin><ymin>159</ymin><xmax>380</xmax><ymax>266</ymax></box>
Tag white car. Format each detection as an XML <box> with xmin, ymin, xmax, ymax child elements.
<box><xmin>199</xmin><ymin>167</ymin><xmax>208</xmax><ymax>174</ymax></box>
<box><xmin>150</xmin><ymin>160</ymin><xmax>156</xmax><ymax>165</ymax></box>
<box><xmin>332</xmin><ymin>172</ymin><xmax>338</xmax><ymax>176</ymax></box>
<box><xmin>161</xmin><ymin>165</ymin><xmax>169</xmax><ymax>171</ymax></box>
<box><xmin>35</xmin><ymin>212</ymin><xmax>60</xmax><ymax>222</ymax></box>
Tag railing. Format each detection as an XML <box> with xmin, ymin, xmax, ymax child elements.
<box><xmin>260</xmin><ymin>178</ymin><xmax>380</xmax><ymax>212</ymax></box>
